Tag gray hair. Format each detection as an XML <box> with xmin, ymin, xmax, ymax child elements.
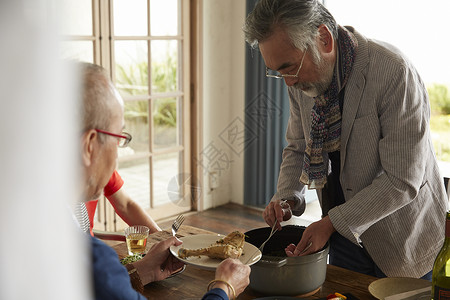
<box><xmin>80</xmin><ymin>63</ymin><xmax>116</xmax><ymax>141</ymax></box>
<box><xmin>243</xmin><ymin>0</ymin><xmax>338</xmax><ymax>55</ymax></box>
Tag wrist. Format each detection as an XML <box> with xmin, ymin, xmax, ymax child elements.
<box><xmin>322</xmin><ymin>215</ymin><xmax>336</xmax><ymax>235</ymax></box>
<box><xmin>207</xmin><ymin>279</ymin><xmax>236</xmax><ymax>300</ymax></box>
<box><xmin>125</xmin><ymin>263</ymin><xmax>144</xmax><ymax>293</ymax></box>
<box><xmin>211</xmin><ymin>282</ymin><xmax>229</xmax><ymax>296</ymax></box>
<box><xmin>132</xmin><ymin>257</ymin><xmax>154</xmax><ymax>284</ymax></box>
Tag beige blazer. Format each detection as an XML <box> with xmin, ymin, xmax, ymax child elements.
<box><xmin>273</xmin><ymin>27</ymin><xmax>448</xmax><ymax>277</ymax></box>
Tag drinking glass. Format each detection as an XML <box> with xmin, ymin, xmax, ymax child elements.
<box><xmin>124</xmin><ymin>225</ymin><xmax>149</xmax><ymax>255</ymax></box>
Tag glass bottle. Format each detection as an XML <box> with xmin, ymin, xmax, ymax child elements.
<box><xmin>432</xmin><ymin>211</ymin><xmax>450</xmax><ymax>299</ymax></box>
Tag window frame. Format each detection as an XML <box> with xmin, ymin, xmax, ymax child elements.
<box><xmin>61</xmin><ymin>0</ymin><xmax>193</xmax><ymax>231</ymax></box>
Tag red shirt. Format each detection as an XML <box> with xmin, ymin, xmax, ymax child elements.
<box><xmin>85</xmin><ymin>170</ymin><xmax>124</xmax><ymax>236</ymax></box>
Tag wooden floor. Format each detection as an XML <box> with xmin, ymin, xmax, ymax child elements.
<box><xmin>158</xmin><ymin>203</ymin><xmax>268</xmax><ymax>235</ymax></box>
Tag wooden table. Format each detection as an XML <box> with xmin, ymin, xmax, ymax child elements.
<box><xmin>110</xmin><ymin>225</ymin><xmax>378</xmax><ymax>299</ymax></box>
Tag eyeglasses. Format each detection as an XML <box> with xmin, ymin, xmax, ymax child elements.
<box><xmin>266</xmin><ymin>47</ymin><xmax>308</xmax><ymax>79</ymax></box>
<box><xmin>95</xmin><ymin>129</ymin><xmax>132</xmax><ymax>148</ymax></box>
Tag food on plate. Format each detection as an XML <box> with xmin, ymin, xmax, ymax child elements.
<box><xmin>178</xmin><ymin>231</ymin><xmax>245</xmax><ymax>260</ymax></box>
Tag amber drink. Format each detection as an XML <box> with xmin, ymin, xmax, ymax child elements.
<box><xmin>125</xmin><ymin>225</ymin><xmax>149</xmax><ymax>255</ymax></box>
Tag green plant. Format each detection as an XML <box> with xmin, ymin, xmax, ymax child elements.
<box><xmin>428</xmin><ymin>84</ymin><xmax>450</xmax><ymax>115</ymax></box>
<box><xmin>153</xmin><ymin>98</ymin><xmax>177</xmax><ymax>127</ymax></box>
<box><xmin>430</xmin><ymin>115</ymin><xmax>450</xmax><ymax>162</ymax></box>
<box><xmin>428</xmin><ymin>84</ymin><xmax>450</xmax><ymax>162</ymax></box>
<box><xmin>124</xmin><ymin>101</ymin><xmax>148</xmax><ymax>122</ymax></box>
<box><xmin>151</xmin><ymin>55</ymin><xmax>177</xmax><ymax>93</ymax></box>
<box><xmin>115</xmin><ymin>55</ymin><xmax>178</xmax><ymax>128</ymax></box>
<box><xmin>116</xmin><ymin>62</ymin><xmax>148</xmax><ymax>97</ymax></box>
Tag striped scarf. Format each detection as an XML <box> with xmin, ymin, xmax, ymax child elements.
<box><xmin>300</xmin><ymin>27</ymin><xmax>357</xmax><ymax>189</ymax></box>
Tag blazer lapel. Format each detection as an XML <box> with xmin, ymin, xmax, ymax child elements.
<box><xmin>340</xmin><ymin>75</ymin><xmax>365</xmax><ymax>167</ymax></box>
<box><xmin>340</xmin><ymin>28</ymin><xmax>369</xmax><ymax>171</ymax></box>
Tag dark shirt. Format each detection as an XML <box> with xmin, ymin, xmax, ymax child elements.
<box><xmin>201</xmin><ymin>288</ymin><xmax>229</xmax><ymax>300</ymax></box>
<box><xmin>91</xmin><ymin>236</ymin><xmax>146</xmax><ymax>300</ymax></box>
<box><xmin>327</xmin><ymin>150</ymin><xmax>345</xmax><ymax>206</ymax></box>
<box><xmin>322</xmin><ymin>89</ymin><xmax>346</xmax><ymax>215</ymax></box>
<box><xmin>91</xmin><ymin>236</ymin><xmax>228</xmax><ymax>300</ymax></box>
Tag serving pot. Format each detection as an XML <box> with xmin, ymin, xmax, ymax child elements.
<box><xmin>245</xmin><ymin>225</ymin><xmax>329</xmax><ymax>296</ymax></box>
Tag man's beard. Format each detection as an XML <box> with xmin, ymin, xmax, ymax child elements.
<box><xmin>293</xmin><ymin>51</ymin><xmax>334</xmax><ymax>98</ymax></box>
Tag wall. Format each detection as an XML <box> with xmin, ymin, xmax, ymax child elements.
<box><xmin>201</xmin><ymin>0</ymin><xmax>246</xmax><ymax>209</ymax></box>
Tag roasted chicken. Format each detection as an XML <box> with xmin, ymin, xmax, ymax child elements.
<box><xmin>178</xmin><ymin>231</ymin><xmax>245</xmax><ymax>260</ymax></box>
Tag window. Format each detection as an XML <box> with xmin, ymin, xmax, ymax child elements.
<box><xmin>325</xmin><ymin>0</ymin><xmax>450</xmax><ymax>174</ymax></box>
<box><xmin>60</xmin><ymin>0</ymin><xmax>191</xmax><ymax>231</ymax></box>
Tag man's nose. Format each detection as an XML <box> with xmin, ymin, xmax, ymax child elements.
<box><xmin>284</xmin><ymin>77</ymin><xmax>298</xmax><ymax>87</ymax></box>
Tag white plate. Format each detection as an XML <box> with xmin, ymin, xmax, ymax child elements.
<box><xmin>368</xmin><ymin>277</ymin><xmax>431</xmax><ymax>299</ymax></box>
<box><xmin>170</xmin><ymin>234</ymin><xmax>262</xmax><ymax>270</ymax></box>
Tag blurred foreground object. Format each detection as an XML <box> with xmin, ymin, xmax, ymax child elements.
<box><xmin>0</xmin><ymin>0</ymin><xmax>91</xmax><ymax>299</ymax></box>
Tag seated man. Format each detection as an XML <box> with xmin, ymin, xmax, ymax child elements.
<box><xmin>78</xmin><ymin>62</ymin><xmax>251</xmax><ymax>300</ymax></box>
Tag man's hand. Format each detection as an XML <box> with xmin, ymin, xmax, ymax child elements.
<box><xmin>263</xmin><ymin>199</ymin><xmax>293</xmax><ymax>231</ymax></box>
<box><xmin>133</xmin><ymin>236</ymin><xmax>185</xmax><ymax>284</ymax></box>
<box><xmin>285</xmin><ymin>215</ymin><xmax>335</xmax><ymax>256</ymax></box>
<box><xmin>213</xmin><ymin>258</ymin><xmax>251</xmax><ymax>298</ymax></box>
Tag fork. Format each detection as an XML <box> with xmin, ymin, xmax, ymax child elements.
<box><xmin>171</xmin><ymin>214</ymin><xmax>185</xmax><ymax>237</ymax></box>
<box><xmin>161</xmin><ymin>214</ymin><xmax>184</xmax><ymax>272</ymax></box>
<box><xmin>244</xmin><ymin>221</ymin><xmax>278</xmax><ymax>264</ymax></box>
<box><xmin>259</xmin><ymin>221</ymin><xmax>278</xmax><ymax>253</ymax></box>
<box><xmin>257</xmin><ymin>200</ymin><xmax>289</xmax><ymax>253</ymax></box>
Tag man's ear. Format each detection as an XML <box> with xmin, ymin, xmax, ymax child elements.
<box><xmin>81</xmin><ymin>129</ymin><xmax>97</xmax><ymax>167</ymax></box>
<box><xmin>317</xmin><ymin>24</ymin><xmax>333</xmax><ymax>54</ymax></box>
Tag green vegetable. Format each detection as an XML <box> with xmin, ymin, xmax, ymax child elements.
<box><xmin>120</xmin><ymin>253</ymin><xmax>143</xmax><ymax>265</ymax></box>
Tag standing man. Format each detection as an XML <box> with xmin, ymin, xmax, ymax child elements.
<box><xmin>79</xmin><ymin>62</ymin><xmax>250</xmax><ymax>299</ymax></box>
<box><xmin>243</xmin><ymin>0</ymin><xmax>448</xmax><ymax>279</ymax></box>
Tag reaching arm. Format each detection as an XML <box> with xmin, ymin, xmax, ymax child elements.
<box><xmin>270</xmin><ymin>88</ymin><xmax>312</xmax><ymax>216</ymax></box>
<box><xmin>107</xmin><ymin>188</ymin><xmax>162</xmax><ymax>233</ymax></box>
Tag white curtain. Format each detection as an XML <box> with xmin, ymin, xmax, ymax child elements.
<box><xmin>0</xmin><ymin>0</ymin><xmax>91</xmax><ymax>299</ymax></box>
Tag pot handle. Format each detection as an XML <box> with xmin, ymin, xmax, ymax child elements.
<box><xmin>258</xmin><ymin>257</ymin><xmax>287</xmax><ymax>268</ymax></box>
